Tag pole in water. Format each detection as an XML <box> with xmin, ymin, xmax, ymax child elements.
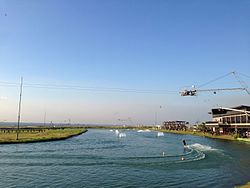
<box><xmin>16</xmin><ymin>77</ymin><xmax>23</xmax><ymax>140</ymax></box>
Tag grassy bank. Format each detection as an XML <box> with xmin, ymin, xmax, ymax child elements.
<box><xmin>235</xmin><ymin>182</ymin><xmax>250</xmax><ymax>188</ymax></box>
<box><xmin>0</xmin><ymin>127</ymin><xmax>87</xmax><ymax>144</ymax></box>
<box><xmin>158</xmin><ymin>129</ymin><xmax>250</xmax><ymax>143</ymax></box>
<box><xmin>159</xmin><ymin>129</ymin><xmax>236</xmax><ymax>141</ymax></box>
<box><xmin>237</xmin><ymin>138</ymin><xmax>250</xmax><ymax>142</ymax></box>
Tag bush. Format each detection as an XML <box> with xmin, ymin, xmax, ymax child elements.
<box><xmin>233</xmin><ymin>134</ymin><xmax>240</xmax><ymax>139</ymax></box>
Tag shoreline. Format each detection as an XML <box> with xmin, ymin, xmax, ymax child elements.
<box><xmin>86</xmin><ymin>126</ymin><xmax>250</xmax><ymax>143</ymax></box>
<box><xmin>235</xmin><ymin>182</ymin><xmax>250</xmax><ymax>188</ymax></box>
<box><xmin>159</xmin><ymin>129</ymin><xmax>235</xmax><ymax>140</ymax></box>
<box><xmin>158</xmin><ymin>129</ymin><xmax>250</xmax><ymax>143</ymax></box>
<box><xmin>0</xmin><ymin>127</ymin><xmax>87</xmax><ymax>144</ymax></box>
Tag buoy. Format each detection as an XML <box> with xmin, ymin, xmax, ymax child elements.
<box><xmin>162</xmin><ymin>152</ymin><xmax>165</xmax><ymax>156</ymax></box>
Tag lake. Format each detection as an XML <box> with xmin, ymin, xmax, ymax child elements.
<box><xmin>0</xmin><ymin>129</ymin><xmax>249</xmax><ymax>188</ymax></box>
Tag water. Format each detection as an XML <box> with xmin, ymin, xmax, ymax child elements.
<box><xmin>0</xmin><ymin>129</ymin><xmax>250</xmax><ymax>188</ymax></box>
<box><xmin>157</xmin><ymin>132</ymin><xmax>164</xmax><ymax>137</ymax></box>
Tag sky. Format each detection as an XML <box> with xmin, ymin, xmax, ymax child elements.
<box><xmin>0</xmin><ymin>0</ymin><xmax>250</xmax><ymax>125</ymax></box>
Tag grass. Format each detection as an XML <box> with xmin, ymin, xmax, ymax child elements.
<box><xmin>159</xmin><ymin>129</ymin><xmax>237</xmax><ymax>141</ymax></box>
<box><xmin>157</xmin><ymin>129</ymin><xmax>250</xmax><ymax>143</ymax></box>
<box><xmin>0</xmin><ymin>127</ymin><xmax>87</xmax><ymax>144</ymax></box>
<box><xmin>237</xmin><ymin>138</ymin><xmax>250</xmax><ymax>142</ymax></box>
<box><xmin>235</xmin><ymin>182</ymin><xmax>250</xmax><ymax>188</ymax></box>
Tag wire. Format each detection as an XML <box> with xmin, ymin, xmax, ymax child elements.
<box><xmin>181</xmin><ymin>71</ymin><xmax>250</xmax><ymax>96</ymax></box>
<box><xmin>0</xmin><ymin>81</ymin><xmax>19</xmax><ymax>86</ymax></box>
<box><xmin>238</xmin><ymin>72</ymin><xmax>250</xmax><ymax>79</ymax></box>
<box><xmin>0</xmin><ymin>81</ymin><xmax>178</xmax><ymax>94</ymax></box>
<box><xmin>232</xmin><ymin>72</ymin><xmax>250</xmax><ymax>95</ymax></box>
<box><xmin>197</xmin><ymin>72</ymin><xmax>233</xmax><ymax>89</ymax></box>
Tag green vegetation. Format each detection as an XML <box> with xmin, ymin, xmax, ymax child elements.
<box><xmin>0</xmin><ymin>127</ymin><xmax>87</xmax><ymax>144</ymax></box>
<box><xmin>237</xmin><ymin>138</ymin><xmax>250</xmax><ymax>142</ymax></box>
<box><xmin>159</xmin><ymin>129</ymin><xmax>237</xmax><ymax>141</ymax></box>
<box><xmin>235</xmin><ymin>182</ymin><xmax>250</xmax><ymax>188</ymax></box>
<box><xmin>158</xmin><ymin>129</ymin><xmax>250</xmax><ymax>142</ymax></box>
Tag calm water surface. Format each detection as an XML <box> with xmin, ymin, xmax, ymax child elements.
<box><xmin>0</xmin><ymin>129</ymin><xmax>250</xmax><ymax>188</ymax></box>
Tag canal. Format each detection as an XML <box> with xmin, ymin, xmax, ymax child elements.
<box><xmin>0</xmin><ymin>129</ymin><xmax>249</xmax><ymax>188</ymax></box>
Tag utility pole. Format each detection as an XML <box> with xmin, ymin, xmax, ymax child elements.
<box><xmin>16</xmin><ymin>77</ymin><xmax>23</xmax><ymax>140</ymax></box>
<box><xmin>155</xmin><ymin>106</ymin><xmax>162</xmax><ymax>126</ymax></box>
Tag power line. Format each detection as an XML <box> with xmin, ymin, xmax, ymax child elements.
<box><xmin>197</xmin><ymin>72</ymin><xmax>233</xmax><ymax>89</ymax></box>
<box><xmin>0</xmin><ymin>81</ymin><xmax>177</xmax><ymax>94</ymax></box>
<box><xmin>232</xmin><ymin>72</ymin><xmax>250</xmax><ymax>95</ymax></box>
<box><xmin>238</xmin><ymin>72</ymin><xmax>250</xmax><ymax>79</ymax></box>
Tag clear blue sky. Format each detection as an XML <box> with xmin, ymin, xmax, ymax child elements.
<box><xmin>0</xmin><ymin>0</ymin><xmax>249</xmax><ymax>124</ymax></box>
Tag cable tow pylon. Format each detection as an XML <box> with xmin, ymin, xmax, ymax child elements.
<box><xmin>180</xmin><ymin>71</ymin><xmax>250</xmax><ymax>96</ymax></box>
<box><xmin>232</xmin><ymin>71</ymin><xmax>250</xmax><ymax>95</ymax></box>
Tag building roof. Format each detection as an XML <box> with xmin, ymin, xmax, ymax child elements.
<box><xmin>233</xmin><ymin>105</ymin><xmax>250</xmax><ymax>111</ymax></box>
<box><xmin>211</xmin><ymin>105</ymin><xmax>250</xmax><ymax>117</ymax></box>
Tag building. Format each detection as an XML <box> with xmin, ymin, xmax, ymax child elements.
<box><xmin>205</xmin><ymin>105</ymin><xmax>250</xmax><ymax>135</ymax></box>
<box><xmin>162</xmin><ymin>121</ymin><xmax>188</xmax><ymax>131</ymax></box>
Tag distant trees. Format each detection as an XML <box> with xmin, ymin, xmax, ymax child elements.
<box><xmin>192</xmin><ymin>123</ymin><xmax>209</xmax><ymax>132</ymax></box>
